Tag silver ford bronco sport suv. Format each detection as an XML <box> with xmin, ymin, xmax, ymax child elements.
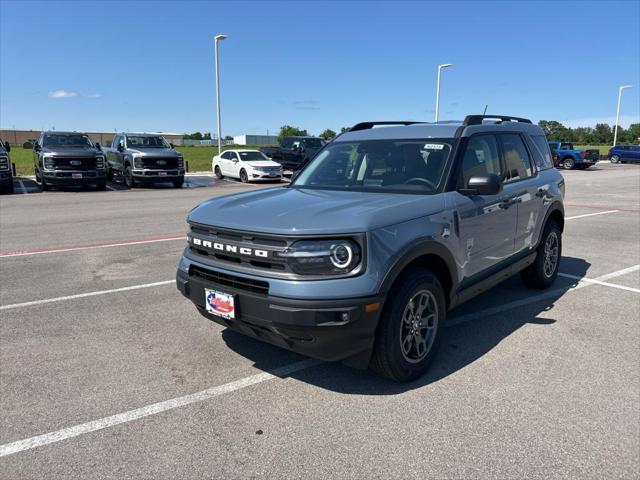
<box><xmin>177</xmin><ymin>115</ymin><xmax>565</xmax><ymax>382</ymax></box>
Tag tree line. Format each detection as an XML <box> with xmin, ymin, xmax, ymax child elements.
<box><xmin>185</xmin><ymin>121</ymin><xmax>640</xmax><ymax>146</ymax></box>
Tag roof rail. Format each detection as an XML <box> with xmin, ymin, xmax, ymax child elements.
<box><xmin>349</xmin><ymin>121</ymin><xmax>423</xmax><ymax>132</ymax></box>
<box><xmin>463</xmin><ymin>115</ymin><xmax>532</xmax><ymax>126</ymax></box>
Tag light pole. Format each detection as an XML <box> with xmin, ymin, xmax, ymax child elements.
<box><xmin>435</xmin><ymin>63</ymin><xmax>452</xmax><ymax>123</ymax></box>
<box><xmin>613</xmin><ymin>85</ymin><xmax>632</xmax><ymax>147</ymax></box>
<box><xmin>214</xmin><ymin>34</ymin><xmax>227</xmax><ymax>154</ymax></box>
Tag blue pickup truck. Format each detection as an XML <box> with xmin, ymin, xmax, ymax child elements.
<box><xmin>548</xmin><ymin>141</ymin><xmax>600</xmax><ymax>170</ymax></box>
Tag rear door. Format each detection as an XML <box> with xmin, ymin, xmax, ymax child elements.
<box><xmin>453</xmin><ymin>134</ymin><xmax>518</xmax><ymax>279</ymax></box>
<box><xmin>630</xmin><ymin>146</ymin><xmax>640</xmax><ymax>163</ymax></box>
<box><xmin>499</xmin><ymin>133</ymin><xmax>542</xmax><ymax>253</ymax></box>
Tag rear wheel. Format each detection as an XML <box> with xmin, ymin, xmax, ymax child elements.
<box><xmin>370</xmin><ymin>268</ymin><xmax>445</xmax><ymax>382</ymax></box>
<box><xmin>239</xmin><ymin>169</ymin><xmax>249</xmax><ymax>183</ymax></box>
<box><xmin>562</xmin><ymin>158</ymin><xmax>575</xmax><ymax>170</ymax></box>
<box><xmin>214</xmin><ymin>165</ymin><xmax>223</xmax><ymax>179</ymax></box>
<box><xmin>520</xmin><ymin>220</ymin><xmax>562</xmax><ymax>289</ymax></box>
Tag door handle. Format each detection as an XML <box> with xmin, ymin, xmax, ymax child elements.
<box><xmin>499</xmin><ymin>197</ymin><xmax>521</xmax><ymax>209</ymax></box>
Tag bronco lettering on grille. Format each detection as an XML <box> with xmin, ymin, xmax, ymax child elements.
<box><xmin>189</xmin><ymin>236</ymin><xmax>268</xmax><ymax>258</ymax></box>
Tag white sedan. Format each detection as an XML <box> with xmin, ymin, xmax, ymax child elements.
<box><xmin>212</xmin><ymin>149</ymin><xmax>283</xmax><ymax>183</ymax></box>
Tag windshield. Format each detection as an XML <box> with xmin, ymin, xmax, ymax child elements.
<box><xmin>292</xmin><ymin>139</ymin><xmax>453</xmax><ymax>194</ymax></box>
<box><xmin>126</xmin><ymin>136</ymin><xmax>170</xmax><ymax>149</ymax></box>
<box><xmin>303</xmin><ymin>138</ymin><xmax>324</xmax><ymax>149</ymax></box>
<box><xmin>43</xmin><ymin>134</ymin><xmax>94</xmax><ymax>148</ymax></box>
<box><xmin>239</xmin><ymin>151</ymin><xmax>270</xmax><ymax>161</ymax></box>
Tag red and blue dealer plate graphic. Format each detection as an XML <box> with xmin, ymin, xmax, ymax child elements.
<box><xmin>205</xmin><ymin>289</ymin><xmax>235</xmax><ymax>320</ymax></box>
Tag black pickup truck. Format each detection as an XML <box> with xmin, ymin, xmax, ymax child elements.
<box><xmin>259</xmin><ymin>136</ymin><xmax>325</xmax><ymax>170</ymax></box>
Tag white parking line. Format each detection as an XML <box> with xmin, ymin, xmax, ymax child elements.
<box><xmin>0</xmin><ymin>358</ymin><xmax>321</xmax><ymax>457</ymax></box>
<box><xmin>559</xmin><ymin>273</ymin><xmax>640</xmax><ymax>293</ymax></box>
<box><xmin>447</xmin><ymin>264</ymin><xmax>639</xmax><ymax>326</ymax></box>
<box><xmin>565</xmin><ymin>210</ymin><xmax>618</xmax><ymax>220</ymax></box>
<box><xmin>0</xmin><ymin>281</ymin><xmax>174</xmax><ymax>311</ymax></box>
<box><xmin>17</xmin><ymin>179</ymin><xmax>27</xmax><ymax>194</ymax></box>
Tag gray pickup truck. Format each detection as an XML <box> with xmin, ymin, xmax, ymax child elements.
<box><xmin>176</xmin><ymin>115</ymin><xmax>565</xmax><ymax>382</ymax></box>
<box><xmin>0</xmin><ymin>139</ymin><xmax>13</xmax><ymax>194</ymax></box>
<box><xmin>104</xmin><ymin>133</ymin><xmax>185</xmax><ymax>188</ymax></box>
<box><xmin>33</xmin><ymin>131</ymin><xmax>107</xmax><ymax>191</ymax></box>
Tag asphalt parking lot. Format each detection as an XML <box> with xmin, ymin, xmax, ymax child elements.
<box><xmin>1</xmin><ymin>163</ymin><xmax>639</xmax><ymax>479</ymax></box>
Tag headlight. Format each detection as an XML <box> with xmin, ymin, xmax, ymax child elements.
<box><xmin>134</xmin><ymin>157</ymin><xmax>143</xmax><ymax>168</ymax></box>
<box><xmin>276</xmin><ymin>239</ymin><xmax>361</xmax><ymax>275</ymax></box>
<box><xmin>177</xmin><ymin>157</ymin><xmax>184</xmax><ymax>168</ymax></box>
<box><xmin>0</xmin><ymin>156</ymin><xmax>8</xmax><ymax>170</ymax></box>
<box><xmin>96</xmin><ymin>156</ymin><xmax>105</xmax><ymax>169</ymax></box>
<box><xmin>43</xmin><ymin>157</ymin><xmax>55</xmax><ymax>170</ymax></box>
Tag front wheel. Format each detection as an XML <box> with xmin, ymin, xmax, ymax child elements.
<box><xmin>239</xmin><ymin>169</ymin><xmax>249</xmax><ymax>183</ymax></box>
<box><xmin>96</xmin><ymin>181</ymin><xmax>106</xmax><ymax>191</ymax></box>
<box><xmin>42</xmin><ymin>176</ymin><xmax>51</xmax><ymax>191</ymax></box>
<box><xmin>173</xmin><ymin>178</ymin><xmax>184</xmax><ymax>188</ymax></box>
<box><xmin>562</xmin><ymin>158</ymin><xmax>575</xmax><ymax>170</ymax></box>
<box><xmin>214</xmin><ymin>165</ymin><xmax>223</xmax><ymax>179</ymax></box>
<box><xmin>124</xmin><ymin>165</ymin><xmax>135</xmax><ymax>188</ymax></box>
<box><xmin>520</xmin><ymin>220</ymin><xmax>562</xmax><ymax>289</ymax></box>
<box><xmin>611</xmin><ymin>155</ymin><xmax>620</xmax><ymax>164</ymax></box>
<box><xmin>370</xmin><ymin>268</ymin><xmax>446</xmax><ymax>382</ymax></box>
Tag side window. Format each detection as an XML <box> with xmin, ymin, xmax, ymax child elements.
<box><xmin>459</xmin><ymin>135</ymin><xmax>502</xmax><ymax>186</ymax></box>
<box><xmin>220</xmin><ymin>151</ymin><xmax>230</xmax><ymax>159</ymax></box>
<box><xmin>561</xmin><ymin>142</ymin><xmax>573</xmax><ymax>150</ymax></box>
<box><xmin>530</xmin><ymin>135</ymin><xmax>553</xmax><ymax>170</ymax></box>
<box><xmin>501</xmin><ymin>134</ymin><xmax>533</xmax><ymax>182</ymax></box>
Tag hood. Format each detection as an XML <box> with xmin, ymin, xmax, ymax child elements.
<box><xmin>128</xmin><ymin>148</ymin><xmax>181</xmax><ymax>157</ymax></box>
<box><xmin>42</xmin><ymin>147</ymin><xmax>101</xmax><ymax>156</ymax></box>
<box><xmin>244</xmin><ymin>160</ymin><xmax>281</xmax><ymax>168</ymax></box>
<box><xmin>188</xmin><ymin>187</ymin><xmax>446</xmax><ymax>235</ymax></box>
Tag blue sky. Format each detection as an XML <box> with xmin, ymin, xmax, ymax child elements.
<box><xmin>1</xmin><ymin>0</ymin><xmax>638</xmax><ymax>136</ymax></box>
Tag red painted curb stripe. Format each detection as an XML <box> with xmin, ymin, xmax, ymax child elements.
<box><xmin>0</xmin><ymin>235</ymin><xmax>186</xmax><ymax>257</ymax></box>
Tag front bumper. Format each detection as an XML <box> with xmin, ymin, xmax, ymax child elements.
<box><xmin>249</xmin><ymin>171</ymin><xmax>283</xmax><ymax>181</ymax></box>
<box><xmin>176</xmin><ymin>267</ymin><xmax>383</xmax><ymax>365</ymax></box>
<box><xmin>43</xmin><ymin>170</ymin><xmax>106</xmax><ymax>185</ymax></box>
<box><xmin>132</xmin><ymin>169</ymin><xmax>185</xmax><ymax>180</ymax></box>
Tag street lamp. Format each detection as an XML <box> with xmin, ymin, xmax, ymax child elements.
<box><xmin>613</xmin><ymin>85</ymin><xmax>632</xmax><ymax>147</ymax></box>
<box><xmin>435</xmin><ymin>63</ymin><xmax>453</xmax><ymax>123</ymax></box>
<box><xmin>214</xmin><ymin>34</ymin><xmax>228</xmax><ymax>154</ymax></box>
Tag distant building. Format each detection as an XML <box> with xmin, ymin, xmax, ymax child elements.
<box><xmin>233</xmin><ymin>134</ymin><xmax>278</xmax><ymax>146</ymax></box>
<box><xmin>0</xmin><ymin>129</ymin><xmax>185</xmax><ymax>146</ymax></box>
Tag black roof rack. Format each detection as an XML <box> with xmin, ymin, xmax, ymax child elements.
<box><xmin>463</xmin><ymin>115</ymin><xmax>532</xmax><ymax>126</ymax></box>
<box><xmin>349</xmin><ymin>121</ymin><xmax>423</xmax><ymax>132</ymax></box>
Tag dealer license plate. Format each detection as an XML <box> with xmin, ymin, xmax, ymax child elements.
<box><xmin>72</xmin><ymin>173</ymin><xmax>83</xmax><ymax>179</ymax></box>
<box><xmin>205</xmin><ymin>288</ymin><xmax>235</xmax><ymax>319</ymax></box>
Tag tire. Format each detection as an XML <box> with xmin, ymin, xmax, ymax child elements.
<box><xmin>370</xmin><ymin>268</ymin><xmax>446</xmax><ymax>382</ymax></box>
<box><xmin>106</xmin><ymin>167</ymin><xmax>114</xmax><ymax>180</ymax></box>
<box><xmin>520</xmin><ymin>220</ymin><xmax>562</xmax><ymax>289</ymax></box>
<box><xmin>240</xmin><ymin>169</ymin><xmax>249</xmax><ymax>183</ymax></box>
<box><xmin>124</xmin><ymin>165</ymin><xmax>135</xmax><ymax>188</ymax></box>
<box><xmin>611</xmin><ymin>155</ymin><xmax>620</xmax><ymax>164</ymax></box>
<box><xmin>562</xmin><ymin>158</ymin><xmax>575</xmax><ymax>170</ymax></box>
<box><xmin>42</xmin><ymin>176</ymin><xmax>51</xmax><ymax>191</ymax></box>
<box><xmin>214</xmin><ymin>166</ymin><xmax>223</xmax><ymax>179</ymax></box>
<box><xmin>96</xmin><ymin>181</ymin><xmax>106</xmax><ymax>191</ymax></box>
<box><xmin>173</xmin><ymin>178</ymin><xmax>184</xmax><ymax>188</ymax></box>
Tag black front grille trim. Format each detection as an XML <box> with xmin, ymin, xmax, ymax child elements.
<box><xmin>190</xmin><ymin>265</ymin><xmax>269</xmax><ymax>295</ymax></box>
<box><xmin>52</xmin><ymin>157</ymin><xmax>97</xmax><ymax>171</ymax></box>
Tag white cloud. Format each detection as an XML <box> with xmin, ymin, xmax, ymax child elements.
<box><xmin>48</xmin><ymin>90</ymin><xmax>77</xmax><ymax>98</ymax></box>
<box><xmin>562</xmin><ymin>115</ymin><xmax>639</xmax><ymax>129</ymax></box>
<box><xmin>82</xmin><ymin>93</ymin><xmax>102</xmax><ymax>98</ymax></box>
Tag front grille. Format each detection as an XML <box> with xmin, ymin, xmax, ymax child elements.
<box><xmin>188</xmin><ymin>224</ymin><xmax>290</xmax><ymax>273</ymax></box>
<box><xmin>142</xmin><ymin>157</ymin><xmax>178</xmax><ymax>169</ymax></box>
<box><xmin>190</xmin><ymin>265</ymin><xmax>269</xmax><ymax>295</ymax></box>
<box><xmin>52</xmin><ymin>157</ymin><xmax>97</xmax><ymax>171</ymax></box>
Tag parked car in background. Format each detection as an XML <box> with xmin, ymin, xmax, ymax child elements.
<box><xmin>177</xmin><ymin>115</ymin><xmax>565</xmax><ymax>382</ymax></box>
<box><xmin>33</xmin><ymin>131</ymin><xmax>106</xmax><ymax>191</ymax></box>
<box><xmin>104</xmin><ymin>133</ymin><xmax>185</xmax><ymax>188</ymax></box>
<box><xmin>213</xmin><ymin>149</ymin><xmax>283</xmax><ymax>183</ymax></box>
<box><xmin>0</xmin><ymin>140</ymin><xmax>14</xmax><ymax>194</ymax></box>
<box><xmin>608</xmin><ymin>145</ymin><xmax>640</xmax><ymax>164</ymax></box>
<box><xmin>548</xmin><ymin>141</ymin><xmax>599</xmax><ymax>169</ymax></box>
<box><xmin>259</xmin><ymin>136</ymin><xmax>326</xmax><ymax>170</ymax></box>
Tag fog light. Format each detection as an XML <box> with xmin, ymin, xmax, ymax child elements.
<box><xmin>340</xmin><ymin>312</ymin><xmax>350</xmax><ymax>322</ymax></box>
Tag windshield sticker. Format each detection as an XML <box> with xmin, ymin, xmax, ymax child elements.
<box><xmin>423</xmin><ymin>143</ymin><xmax>445</xmax><ymax>150</ymax></box>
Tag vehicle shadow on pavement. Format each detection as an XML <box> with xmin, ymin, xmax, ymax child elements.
<box><xmin>222</xmin><ymin>256</ymin><xmax>590</xmax><ymax>394</ymax></box>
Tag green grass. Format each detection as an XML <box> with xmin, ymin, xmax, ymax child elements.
<box><xmin>8</xmin><ymin>144</ymin><xmax>271</xmax><ymax>176</ymax></box>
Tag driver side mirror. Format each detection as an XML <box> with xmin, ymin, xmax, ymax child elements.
<box><xmin>170</xmin><ymin>143</ymin><xmax>175</xmax><ymax>149</ymax></box>
<box><xmin>4</xmin><ymin>142</ymin><xmax>10</xmax><ymax>152</ymax></box>
<box><xmin>117</xmin><ymin>144</ymin><xmax>124</xmax><ymax>152</ymax></box>
<box><xmin>459</xmin><ymin>173</ymin><xmax>502</xmax><ymax>196</ymax></box>
<box><xmin>34</xmin><ymin>142</ymin><xmax>40</xmax><ymax>151</ymax></box>
<box><xmin>95</xmin><ymin>142</ymin><xmax>101</xmax><ymax>150</ymax></box>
